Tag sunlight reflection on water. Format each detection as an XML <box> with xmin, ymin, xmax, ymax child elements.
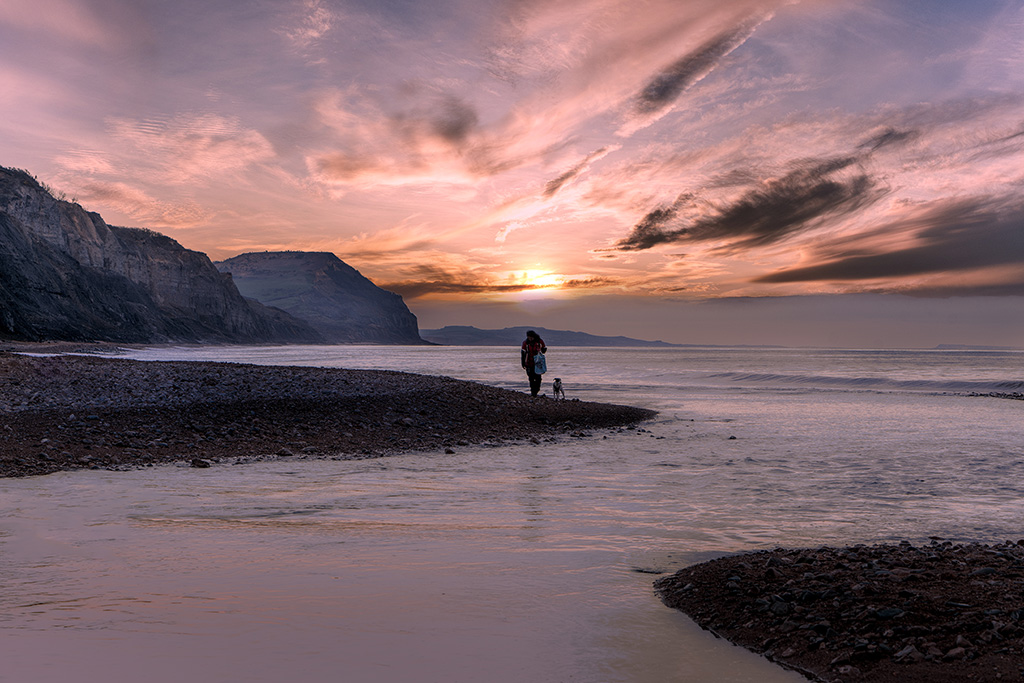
<box><xmin>1</xmin><ymin>346</ymin><xmax>1021</xmax><ymax>682</ymax></box>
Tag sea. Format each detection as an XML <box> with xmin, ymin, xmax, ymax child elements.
<box><xmin>1</xmin><ymin>345</ymin><xmax>1022</xmax><ymax>683</ymax></box>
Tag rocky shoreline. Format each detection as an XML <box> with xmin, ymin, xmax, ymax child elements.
<box><xmin>0</xmin><ymin>350</ymin><xmax>656</xmax><ymax>478</ymax></box>
<box><xmin>656</xmin><ymin>542</ymin><xmax>1024</xmax><ymax>682</ymax></box>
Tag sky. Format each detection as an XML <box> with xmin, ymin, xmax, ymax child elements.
<box><xmin>2</xmin><ymin>0</ymin><xmax>1024</xmax><ymax>347</ymax></box>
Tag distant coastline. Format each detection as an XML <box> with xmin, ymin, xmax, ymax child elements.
<box><xmin>420</xmin><ymin>325</ymin><xmax>784</xmax><ymax>348</ymax></box>
<box><xmin>933</xmin><ymin>344</ymin><xmax>1023</xmax><ymax>351</ymax></box>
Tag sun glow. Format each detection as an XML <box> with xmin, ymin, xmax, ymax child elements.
<box><xmin>517</xmin><ymin>269</ymin><xmax>563</xmax><ymax>289</ymax></box>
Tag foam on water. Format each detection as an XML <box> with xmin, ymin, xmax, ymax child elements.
<box><xmin>1</xmin><ymin>345</ymin><xmax>1021</xmax><ymax>682</ymax></box>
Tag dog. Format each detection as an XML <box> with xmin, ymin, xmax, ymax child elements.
<box><xmin>552</xmin><ymin>377</ymin><xmax>565</xmax><ymax>400</ymax></box>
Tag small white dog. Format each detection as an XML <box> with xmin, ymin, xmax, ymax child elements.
<box><xmin>552</xmin><ymin>377</ymin><xmax>566</xmax><ymax>400</ymax></box>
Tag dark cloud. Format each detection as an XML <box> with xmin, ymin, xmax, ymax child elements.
<box><xmin>543</xmin><ymin>147</ymin><xmax>610</xmax><ymax>198</ymax></box>
<box><xmin>385</xmin><ymin>279</ymin><xmax>537</xmax><ymax>299</ymax></box>
<box><xmin>543</xmin><ymin>166</ymin><xmax>582</xmax><ymax>198</ymax></box>
<box><xmin>615</xmin><ymin>156</ymin><xmax>881</xmax><ymax>252</ymax></box>
<box><xmin>390</xmin><ymin>94</ymin><xmax>479</xmax><ymax>147</ymax></box>
<box><xmin>543</xmin><ymin>157</ymin><xmax>592</xmax><ymax>198</ymax></box>
<box><xmin>381</xmin><ymin>266</ymin><xmax>615</xmax><ymax>299</ymax></box>
<box><xmin>634</xmin><ymin>15</ymin><xmax>763</xmax><ymax>117</ymax></box>
<box><xmin>754</xmin><ymin>197</ymin><xmax>1024</xmax><ymax>288</ymax></box>
<box><xmin>430</xmin><ymin>95</ymin><xmax>479</xmax><ymax>144</ymax></box>
<box><xmin>859</xmin><ymin>127</ymin><xmax>919</xmax><ymax>152</ymax></box>
<box><xmin>612</xmin><ymin>194</ymin><xmax>693</xmax><ymax>250</ymax></box>
<box><xmin>339</xmin><ymin>239</ymin><xmax>438</xmax><ymax>261</ymax></box>
<box><xmin>559</xmin><ymin>276</ymin><xmax>616</xmax><ymax>289</ymax></box>
<box><xmin>705</xmin><ymin>168</ymin><xmax>760</xmax><ymax>189</ymax></box>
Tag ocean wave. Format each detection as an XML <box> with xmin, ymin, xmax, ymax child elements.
<box><xmin>703</xmin><ymin>372</ymin><xmax>1024</xmax><ymax>394</ymax></box>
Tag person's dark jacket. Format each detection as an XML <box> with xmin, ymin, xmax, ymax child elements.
<box><xmin>521</xmin><ymin>336</ymin><xmax>546</xmax><ymax>371</ymax></box>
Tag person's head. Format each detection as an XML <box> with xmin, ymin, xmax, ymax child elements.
<box><xmin>526</xmin><ymin>329</ymin><xmax>537</xmax><ymax>340</ymax></box>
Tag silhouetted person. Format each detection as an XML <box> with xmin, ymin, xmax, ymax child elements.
<box><xmin>520</xmin><ymin>329</ymin><xmax>547</xmax><ymax>396</ymax></box>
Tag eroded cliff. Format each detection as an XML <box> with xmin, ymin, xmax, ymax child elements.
<box><xmin>216</xmin><ymin>251</ymin><xmax>425</xmax><ymax>344</ymax></box>
<box><xmin>0</xmin><ymin>166</ymin><xmax>320</xmax><ymax>343</ymax></box>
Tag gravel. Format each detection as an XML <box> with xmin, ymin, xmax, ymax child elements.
<box><xmin>656</xmin><ymin>541</ymin><xmax>1024</xmax><ymax>682</ymax></box>
<box><xmin>0</xmin><ymin>351</ymin><xmax>656</xmax><ymax>477</ymax></box>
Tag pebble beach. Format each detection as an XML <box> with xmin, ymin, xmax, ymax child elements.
<box><xmin>656</xmin><ymin>541</ymin><xmax>1024</xmax><ymax>682</ymax></box>
<box><xmin>0</xmin><ymin>349</ymin><xmax>655</xmax><ymax>478</ymax></box>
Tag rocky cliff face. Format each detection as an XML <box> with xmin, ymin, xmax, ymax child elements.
<box><xmin>216</xmin><ymin>251</ymin><xmax>425</xmax><ymax>344</ymax></box>
<box><xmin>0</xmin><ymin>166</ymin><xmax>320</xmax><ymax>343</ymax></box>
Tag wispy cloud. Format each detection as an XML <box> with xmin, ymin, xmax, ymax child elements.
<box><xmin>542</xmin><ymin>146</ymin><xmax>616</xmax><ymax>198</ymax></box>
<box><xmin>282</xmin><ymin>0</ymin><xmax>335</xmax><ymax>50</ymax></box>
<box><xmin>754</xmin><ymin>196</ymin><xmax>1024</xmax><ymax>291</ymax></box>
<box><xmin>108</xmin><ymin>113</ymin><xmax>276</xmax><ymax>184</ymax></box>
<box><xmin>308</xmin><ymin>1</ymin><xmax>790</xmax><ymax>192</ymax></box>
<box><xmin>53</xmin><ymin>150</ymin><xmax>114</xmax><ymax>176</ymax></box>
<box><xmin>613</xmin><ymin>153</ymin><xmax>884</xmax><ymax>252</ymax></box>
<box><xmin>623</xmin><ymin>12</ymin><xmax>771</xmax><ymax>133</ymax></box>
<box><xmin>308</xmin><ymin>88</ymin><xmax>486</xmax><ymax>188</ymax></box>
<box><xmin>73</xmin><ymin>180</ymin><xmax>207</xmax><ymax>228</ymax></box>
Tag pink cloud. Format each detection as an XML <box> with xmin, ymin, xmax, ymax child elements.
<box><xmin>281</xmin><ymin>0</ymin><xmax>336</xmax><ymax>50</ymax></box>
<box><xmin>108</xmin><ymin>113</ymin><xmax>276</xmax><ymax>184</ymax></box>
<box><xmin>72</xmin><ymin>180</ymin><xmax>207</xmax><ymax>228</ymax></box>
<box><xmin>0</xmin><ymin>0</ymin><xmax>111</xmax><ymax>46</ymax></box>
<box><xmin>306</xmin><ymin>1</ymin><xmax>792</xmax><ymax>193</ymax></box>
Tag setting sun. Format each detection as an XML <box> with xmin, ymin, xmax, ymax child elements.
<box><xmin>518</xmin><ymin>270</ymin><xmax>563</xmax><ymax>289</ymax></box>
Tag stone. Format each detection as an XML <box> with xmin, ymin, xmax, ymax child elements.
<box><xmin>190</xmin><ymin>458</ymin><xmax>211</xmax><ymax>468</ymax></box>
<box><xmin>779</xmin><ymin>620</ymin><xmax>799</xmax><ymax>633</ymax></box>
<box><xmin>874</xmin><ymin>607</ymin><xmax>905</xmax><ymax>620</ymax></box>
<box><xmin>894</xmin><ymin>644</ymin><xmax>924</xmax><ymax>662</ymax></box>
<box><xmin>943</xmin><ymin>646</ymin><xmax>966</xmax><ymax>661</ymax></box>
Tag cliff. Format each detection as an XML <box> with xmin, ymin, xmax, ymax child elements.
<box><xmin>0</xmin><ymin>166</ymin><xmax>320</xmax><ymax>343</ymax></box>
<box><xmin>216</xmin><ymin>251</ymin><xmax>425</xmax><ymax>344</ymax></box>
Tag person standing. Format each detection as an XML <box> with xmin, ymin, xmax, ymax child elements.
<box><xmin>521</xmin><ymin>329</ymin><xmax>547</xmax><ymax>397</ymax></box>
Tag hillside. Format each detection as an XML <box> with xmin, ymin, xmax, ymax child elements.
<box><xmin>216</xmin><ymin>251</ymin><xmax>425</xmax><ymax>344</ymax></box>
<box><xmin>0</xmin><ymin>166</ymin><xmax>319</xmax><ymax>344</ymax></box>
